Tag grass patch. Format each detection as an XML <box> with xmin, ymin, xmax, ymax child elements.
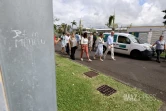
<box><xmin>154</xmin><ymin>52</ymin><xmax>166</xmax><ymax>58</ymax></box>
<box><xmin>160</xmin><ymin>52</ymin><xmax>166</xmax><ymax>58</ymax></box>
<box><xmin>56</xmin><ymin>55</ymin><xmax>162</xmax><ymax>111</ymax></box>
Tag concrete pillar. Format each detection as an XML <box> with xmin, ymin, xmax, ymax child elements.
<box><xmin>0</xmin><ymin>0</ymin><xmax>57</xmax><ymax>111</ymax></box>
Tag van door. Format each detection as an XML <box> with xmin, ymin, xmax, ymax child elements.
<box><xmin>114</xmin><ymin>35</ymin><xmax>131</xmax><ymax>55</ymax></box>
<box><xmin>113</xmin><ymin>35</ymin><xmax>118</xmax><ymax>52</ymax></box>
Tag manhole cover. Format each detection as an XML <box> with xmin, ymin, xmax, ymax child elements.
<box><xmin>97</xmin><ymin>85</ymin><xmax>117</xmax><ymax>96</ymax></box>
<box><xmin>84</xmin><ymin>71</ymin><xmax>99</xmax><ymax>78</ymax></box>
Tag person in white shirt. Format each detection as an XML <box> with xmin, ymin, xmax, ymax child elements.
<box><xmin>69</xmin><ymin>32</ymin><xmax>78</xmax><ymax>60</ymax></box>
<box><xmin>104</xmin><ymin>31</ymin><xmax>116</xmax><ymax>60</ymax></box>
<box><xmin>65</xmin><ymin>33</ymin><xmax>70</xmax><ymax>55</ymax></box>
<box><xmin>80</xmin><ymin>32</ymin><xmax>92</xmax><ymax>62</ymax></box>
<box><xmin>152</xmin><ymin>35</ymin><xmax>166</xmax><ymax>63</ymax></box>
<box><xmin>60</xmin><ymin>32</ymin><xmax>66</xmax><ymax>54</ymax></box>
<box><xmin>88</xmin><ymin>33</ymin><xmax>93</xmax><ymax>52</ymax></box>
<box><xmin>93</xmin><ymin>33</ymin><xmax>104</xmax><ymax>61</ymax></box>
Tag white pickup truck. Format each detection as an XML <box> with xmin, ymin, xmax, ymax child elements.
<box><xmin>103</xmin><ymin>33</ymin><xmax>153</xmax><ymax>59</ymax></box>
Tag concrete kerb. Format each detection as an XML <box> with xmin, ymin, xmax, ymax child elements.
<box><xmin>55</xmin><ymin>53</ymin><xmax>165</xmax><ymax>111</ymax></box>
<box><xmin>159</xmin><ymin>104</ymin><xmax>166</xmax><ymax>111</ymax></box>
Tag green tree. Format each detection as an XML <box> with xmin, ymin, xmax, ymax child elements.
<box><xmin>53</xmin><ymin>18</ymin><xmax>60</xmax><ymax>33</ymax></box>
<box><xmin>61</xmin><ymin>23</ymin><xmax>67</xmax><ymax>33</ymax></box>
<box><xmin>106</xmin><ymin>15</ymin><xmax>115</xmax><ymax>30</ymax></box>
<box><xmin>54</xmin><ymin>24</ymin><xmax>57</xmax><ymax>33</ymax></box>
<box><xmin>67</xmin><ymin>25</ymin><xmax>72</xmax><ymax>32</ymax></box>
<box><xmin>71</xmin><ymin>20</ymin><xmax>77</xmax><ymax>30</ymax></box>
<box><xmin>90</xmin><ymin>27</ymin><xmax>96</xmax><ymax>33</ymax></box>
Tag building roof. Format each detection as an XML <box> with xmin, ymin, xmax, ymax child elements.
<box><xmin>96</xmin><ymin>28</ymin><xmax>127</xmax><ymax>31</ymax></box>
<box><xmin>96</xmin><ymin>28</ymin><xmax>112</xmax><ymax>31</ymax></box>
<box><xmin>128</xmin><ymin>26</ymin><xmax>166</xmax><ymax>32</ymax></box>
<box><xmin>129</xmin><ymin>26</ymin><xmax>166</xmax><ymax>28</ymax></box>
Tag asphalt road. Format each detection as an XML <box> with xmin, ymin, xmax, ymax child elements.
<box><xmin>55</xmin><ymin>43</ymin><xmax>166</xmax><ymax>103</ymax></box>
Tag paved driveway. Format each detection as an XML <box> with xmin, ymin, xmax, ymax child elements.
<box><xmin>55</xmin><ymin>43</ymin><xmax>166</xmax><ymax>102</ymax></box>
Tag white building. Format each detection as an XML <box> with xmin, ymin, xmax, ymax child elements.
<box><xmin>127</xmin><ymin>26</ymin><xmax>166</xmax><ymax>44</ymax></box>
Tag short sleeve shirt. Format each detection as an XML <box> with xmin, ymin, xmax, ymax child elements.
<box><xmin>65</xmin><ymin>36</ymin><xmax>70</xmax><ymax>43</ymax></box>
<box><xmin>70</xmin><ymin>38</ymin><xmax>77</xmax><ymax>47</ymax></box>
<box><xmin>75</xmin><ymin>34</ymin><xmax>80</xmax><ymax>42</ymax></box>
<box><xmin>155</xmin><ymin>40</ymin><xmax>165</xmax><ymax>50</ymax></box>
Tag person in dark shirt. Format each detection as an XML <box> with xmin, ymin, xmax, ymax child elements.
<box><xmin>92</xmin><ymin>33</ymin><xmax>97</xmax><ymax>51</ymax></box>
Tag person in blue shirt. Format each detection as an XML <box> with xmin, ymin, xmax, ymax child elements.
<box><xmin>75</xmin><ymin>32</ymin><xmax>80</xmax><ymax>47</ymax></box>
<box><xmin>104</xmin><ymin>31</ymin><xmax>116</xmax><ymax>60</ymax></box>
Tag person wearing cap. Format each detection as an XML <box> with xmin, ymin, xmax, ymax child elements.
<box><xmin>152</xmin><ymin>35</ymin><xmax>166</xmax><ymax>63</ymax></box>
<box><xmin>103</xmin><ymin>31</ymin><xmax>116</xmax><ymax>60</ymax></box>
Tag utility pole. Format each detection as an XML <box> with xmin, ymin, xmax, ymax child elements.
<box><xmin>0</xmin><ymin>0</ymin><xmax>57</xmax><ymax>111</ymax></box>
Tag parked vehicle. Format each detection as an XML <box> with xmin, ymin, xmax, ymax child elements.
<box><xmin>103</xmin><ymin>33</ymin><xmax>153</xmax><ymax>59</ymax></box>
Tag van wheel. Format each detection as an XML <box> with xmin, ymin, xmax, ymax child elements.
<box><xmin>103</xmin><ymin>46</ymin><xmax>106</xmax><ymax>53</ymax></box>
<box><xmin>130</xmin><ymin>50</ymin><xmax>141</xmax><ymax>59</ymax></box>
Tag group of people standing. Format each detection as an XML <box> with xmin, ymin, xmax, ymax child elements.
<box><xmin>56</xmin><ymin>31</ymin><xmax>116</xmax><ymax>62</ymax></box>
<box><xmin>55</xmin><ymin>31</ymin><xmax>166</xmax><ymax>63</ymax></box>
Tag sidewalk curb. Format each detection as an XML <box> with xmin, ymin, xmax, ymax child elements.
<box><xmin>159</xmin><ymin>104</ymin><xmax>166</xmax><ymax>111</ymax></box>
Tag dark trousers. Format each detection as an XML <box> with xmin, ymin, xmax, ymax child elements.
<box><xmin>92</xmin><ymin>40</ymin><xmax>96</xmax><ymax>50</ymax></box>
<box><xmin>156</xmin><ymin>49</ymin><xmax>164</xmax><ymax>61</ymax></box>
<box><xmin>70</xmin><ymin>46</ymin><xmax>77</xmax><ymax>60</ymax></box>
<box><xmin>66</xmin><ymin>43</ymin><xmax>70</xmax><ymax>55</ymax></box>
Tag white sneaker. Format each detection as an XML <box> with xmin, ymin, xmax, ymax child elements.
<box><xmin>81</xmin><ymin>58</ymin><xmax>83</xmax><ymax>61</ymax></box>
<box><xmin>93</xmin><ymin>56</ymin><xmax>96</xmax><ymax>60</ymax></box>
<box><xmin>112</xmin><ymin>58</ymin><xmax>116</xmax><ymax>61</ymax></box>
<box><xmin>88</xmin><ymin>59</ymin><xmax>92</xmax><ymax>62</ymax></box>
<box><xmin>100</xmin><ymin>59</ymin><xmax>103</xmax><ymax>61</ymax></box>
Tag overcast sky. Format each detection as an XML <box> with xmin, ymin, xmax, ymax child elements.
<box><xmin>53</xmin><ymin>0</ymin><xmax>166</xmax><ymax>28</ymax></box>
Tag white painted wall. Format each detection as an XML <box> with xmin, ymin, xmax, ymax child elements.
<box><xmin>138</xmin><ymin>32</ymin><xmax>148</xmax><ymax>43</ymax></box>
<box><xmin>163</xmin><ymin>31</ymin><xmax>166</xmax><ymax>41</ymax></box>
<box><xmin>127</xmin><ymin>26</ymin><xmax>166</xmax><ymax>32</ymax></box>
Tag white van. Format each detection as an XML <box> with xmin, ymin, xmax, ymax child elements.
<box><xmin>103</xmin><ymin>33</ymin><xmax>153</xmax><ymax>59</ymax></box>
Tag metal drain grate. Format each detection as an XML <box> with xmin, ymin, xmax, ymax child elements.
<box><xmin>97</xmin><ymin>85</ymin><xmax>117</xmax><ymax>96</ymax></box>
<box><xmin>84</xmin><ymin>71</ymin><xmax>99</xmax><ymax>78</ymax></box>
